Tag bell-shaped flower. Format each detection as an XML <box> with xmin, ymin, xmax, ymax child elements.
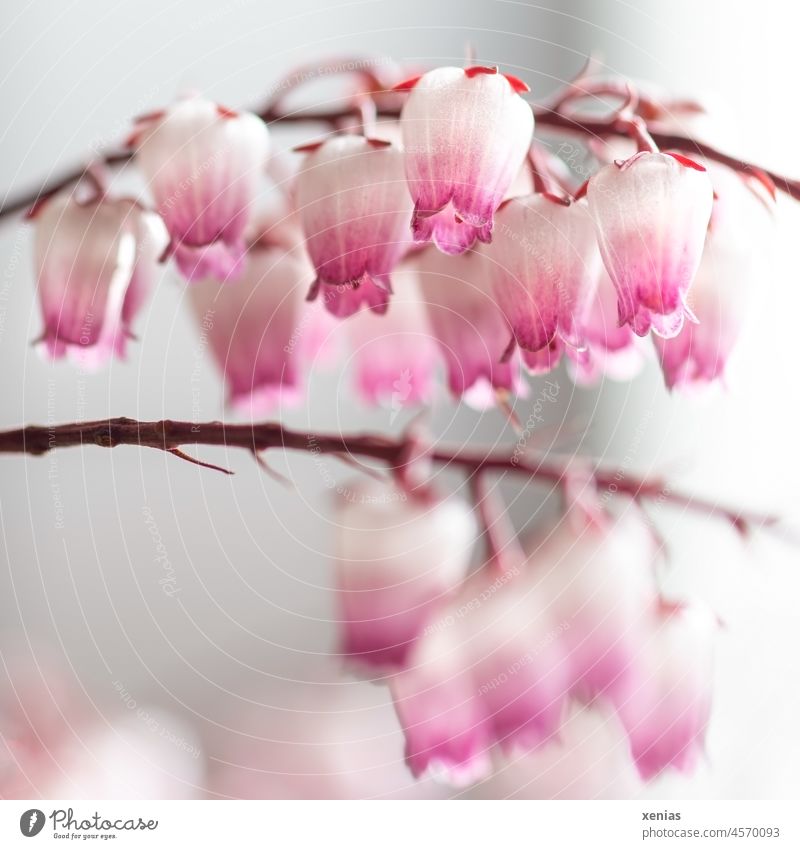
<box><xmin>188</xmin><ymin>246</ymin><xmax>318</xmax><ymax>413</ymax></box>
<box><xmin>398</xmin><ymin>66</ymin><xmax>534</xmax><ymax>255</ymax></box>
<box><xmin>295</xmin><ymin>135</ymin><xmax>413</xmax><ymax>317</ymax></box>
<box><xmin>587</xmin><ymin>151</ymin><xmax>713</xmax><ymax>338</ymax></box>
<box><xmin>527</xmin><ymin>503</ymin><xmax>659</xmax><ymax>700</ymax></box>
<box><xmin>654</xmin><ymin>164</ymin><xmax>772</xmax><ymax>389</ymax></box>
<box><xmin>33</xmin><ymin>193</ymin><xmax>167</xmax><ymax>368</ymax></box>
<box><xmin>333</xmin><ymin>479</ymin><xmax>475</xmax><ymax>671</ymax></box>
<box><xmin>390</xmin><ymin>627</ymin><xmax>493</xmax><ymax>786</ymax></box>
<box><xmin>614</xmin><ymin>601</ymin><xmax>716</xmax><ymax>780</ymax></box>
<box><xmin>130</xmin><ymin>96</ymin><xmax>270</xmax><ymax>282</ymax></box>
<box><xmin>464</xmin><ymin>569</ymin><xmax>572</xmax><ymax>754</ymax></box>
<box><xmin>416</xmin><ymin>246</ymin><xmax>524</xmax><ymax>405</ymax></box>
<box><xmin>489</xmin><ymin>195</ymin><xmax>601</xmax><ymax>354</ymax></box>
<box><xmin>345</xmin><ymin>267</ymin><xmax>438</xmax><ymax>408</ymax></box>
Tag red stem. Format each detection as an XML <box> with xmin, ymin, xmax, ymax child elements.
<box><xmin>0</xmin><ymin>417</ymin><xmax>779</xmax><ymax>535</ymax></box>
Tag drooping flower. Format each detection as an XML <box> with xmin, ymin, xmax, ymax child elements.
<box><xmin>333</xmin><ymin>479</ymin><xmax>475</xmax><ymax>671</ymax></box>
<box><xmin>587</xmin><ymin>151</ymin><xmax>714</xmax><ymax>338</ymax></box>
<box><xmin>527</xmin><ymin>504</ymin><xmax>659</xmax><ymax>700</ymax></box>
<box><xmin>188</xmin><ymin>246</ymin><xmax>319</xmax><ymax>413</ymax></box>
<box><xmin>295</xmin><ymin>135</ymin><xmax>413</xmax><ymax>317</ymax></box>
<box><xmin>416</xmin><ymin>246</ymin><xmax>524</xmax><ymax>405</ymax></box>
<box><xmin>654</xmin><ymin>163</ymin><xmax>772</xmax><ymax>389</ymax></box>
<box><xmin>345</xmin><ymin>266</ymin><xmax>438</xmax><ymax>409</ymax></box>
<box><xmin>390</xmin><ymin>627</ymin><xmax>493</xmax><ymax>786</ymax></box>
<box><xmin>489</xmin><ymin>195</ymin><xmax>602</xmax><ymax>355</ymax></box>
<box><xmin>33</xmin><ymin>193</ymin><xmax>167</xmax><ymax>367</ymax></box>
<box><xmin>398</xmin><ymin>66</ymin><xmax>534</xmax><ymax>255</ymax></box>
<box><xmin>130</xmin><ymin>96</ymin><xmax>270</xmax><ymax>282</ymax></box>
<box><xmin>614</xmin><ymin>601</ymin><xmax>716</xmax><ymax>780</ymax></box>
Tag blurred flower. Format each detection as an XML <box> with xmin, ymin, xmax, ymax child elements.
<box><xmin>34</xmin><ymin>192</ymin><xmax>166</xmax><ymax>368</ymax></box>
<box><xmin>398</xmin><ymin>66</ymin><xmax>534</xmax><ymax>254</ymax></box>
<box><xmin>587</xmin><ymin>152</ymin><xmax>713</xmax><ymax>338</ymax></box>
<box><xmin>654</xmin><ymin>164</ymin><xmax>773</xmax><ymax>389</ymax></box>
<box><xmin>490</xmin><ymin>195</ymin><xmax>601</xmax><ymax>354</ymax></box>
<box><xmin>188</xmin><ymin>245</ymin><xmax>321</xmax><ymax>414</ymax></box>
<box><xmin>130</xmin><ymin>96</ymin><xmax>269</xmax><ymax>282</ymax></box>
<box><xmin>295</xmin><ymin>135</ymin><xmax>413</xmax><ymax>317</ymax></box>
<box><xmin>417</xmin><ymin>247</ymin><xmax>525</xmax><ymax>406</ymax></box>
<box><xmin>333</xmin><ymin>478</ymin><xmax>475</xmax><ymax>671</ymax></box>
<box><xmin>345</xmin><ymin>266</ymin><xmax>437</xmax><ymax>409</ymax></box>
<box><xmin>614</xmin><ymin>602</ymin><xmax>716</xmax><ymax>780</ymax></box>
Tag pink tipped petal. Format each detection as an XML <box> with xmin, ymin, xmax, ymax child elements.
<box><xmin>334</xmin><ymin>480</ymin><xmax>475</xmax><ymax>672</ymax></box>
<box><xmin>587</xmin><ymin>152</ymin><xmax>713</xmax><ymax>337</ymax></box>
<box><xmin>296</xmin><ymin>135</ymin><xmax>413</xmax><ymax>315</ymax></box>
<box><xmin>188</xmin><ymin>246</ymin><xmax>314</xmax><ymax>412</ymax></box>
<box><xmin>489</xmin><ymin>196</ymin><xmax>601</xmax><ymax>355</ymax></box>
<box><xmin>133</xmin><ymin>96</ymin><xmax>269</xmax><ymax>283</ymax></box>
<box><xmin>417</xmin><ymin>247</ymin><xmax>524</xmax><ymax>399</ymax></box>
<box><xmin>400</xmin><ymin>66</ymin><xmax>534</xmax><ymax>255</ymax></box>
<box><xmin>615</xmin><ymin>603</ymin><xmax>716</xmax><ymax>780</ymax></box>
<box><xmin>34</xmin><ymin>195</ymin><xmax>164</xmax><ymax>367</ymax></box>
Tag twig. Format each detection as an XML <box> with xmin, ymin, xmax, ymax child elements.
<box><xmin>0</xmin><ymin>416</ymin><xmax>779</xmax><ymax>535</ymax></box>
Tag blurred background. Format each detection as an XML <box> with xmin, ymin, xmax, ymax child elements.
<box><xmin>0</xmin><ymin>0</ymin><xmax>798</xmax><ymax>799</ymax></box>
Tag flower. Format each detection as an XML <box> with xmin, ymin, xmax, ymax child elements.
<box><xmin>188</xmin><ymin>246</ymin><xmax>318</xmax><ymax>413</ymax></box>
<box><xmin>33</xmin><ymin>193</ymin><xmax>167</xmax><ymax>368</ymax></box>
<box><xmin>587</xmin><ymin>152</ymin><xmax>713</xmax><ymax>338</ymax></box>
<box><xmin>654</xmin><ymin>164</ymin><xmax>772</xmax><ymax>389</ymax></box>
<box><xmin>345</xmin><ymin>266</ymin><xmax>438</xmax><ymax>409</ymax></box>
<box><xmin>295</xmin><ymin>135</ymin><xmax>413</xmax><ymax>317</ymax></box>
<box><xmin>130</xmin><ymin>96</ymin><xmax>269</xmax><ymax>282</ymax></box>
<box><xmin>527</xmin><ymin>504</ymin><xmax>659</xmax><ymax>700</ymax></box>
<box><xmin>489</xmin><ymin>195</ymin><xmax>601</xmax><ymax>355</ymax></box>
<box><xmin>398</xmin><ymin>66</ymin><xmax>534</xmax><ymax>255</ymax></box>
<box><xmin>333</xmin><ymin>479</ymin><xmax>475</xmax><ymax>671</ymax></box>
<box><xmin>614</xmin><ymin>602</ymin><xmax>716</xmax><ymax>780</ymax></box>
<box><xmin>416</xmin><ymin>246</ymin><xmax>524</xmax><ymax>405</ymax></box>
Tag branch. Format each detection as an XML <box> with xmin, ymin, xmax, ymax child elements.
<box><xmin>2</xmin><ymin>86</ymin><xmax>799</xmax><ymax>219</ymax></box>
<box><xmin>0</xmin><ymin>416</ymin><xmax>779</xmax><ymax>535</ymax></box>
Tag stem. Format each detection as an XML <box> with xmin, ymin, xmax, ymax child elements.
<box><xmin>0</xmin><ymin>416</ymin><xmax>779</xmax><ymax>535</ymax></box>
<box><xmin>3</xmin><ymin>89</ymin><xmax>800</xmax><ymax>218</ymax></box>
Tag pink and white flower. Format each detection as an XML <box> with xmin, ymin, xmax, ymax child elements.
<box><xmin>489</xmin><ymin>195</ymin><xmax>601</xmax><ymax>355</ymax></box>
<box><xmin>130</xmin><ymin>96</ymin><xmax>269</xmax><ymax>282</ymax></box>
<box><xmin>416</xmin><ymin>246</ymin><xmax>524</xmax><ymax>405</ymax></box>
<box><xmin>334</xmin><ymin>479</ymin><xmax>474</xmax><ymax>671</ymax></box>
<box><xmin>345</xmin><ymin>267</ymin><xmax>438</xmax><ymax>408</ymax></box>
<box><xmin>295</xmin><ymin>135</ymin><xmax>413</xmax><ymax>317</ymax></box>
<box><xmin>398</xmin><ymin>66</ymin><xmax>534</xmax><ymax>255</ymax></box>
<box><xmin>188</xmin><ymin>246</ymin><xmax>318</xmax><ymax>413</ymax></box>
<box><xmin>654</xmin><ymin>164</ymin><xmax>772</xmax><ymax>389</ymax></box>
<box><xmin>527</xmin><ymin>504</ymin><xmax>659</xmax><ymax>700</ymax></box>
<box><xmin>34</xmin><ymin>193</ymin><xmax>167</xmax><ymax>367</ymax></box>
<box><xmin>587</xmin><ymin>152</ymin><xmax>713</xmax><ymax>338</ymax></box>
<box><xmin>614</xmin><ymin>602</ymin><xmax>716</xmax><ymax>780</ymax></box>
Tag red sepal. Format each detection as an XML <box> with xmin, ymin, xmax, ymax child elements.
<box><xmin>502</xmin><ymin>73</ymin><xmax>530</xmax><ymax>94</ymax></box>
<box><xmin>573</xmin><ymin>179</ymin><xmax>589</xmax><ymax>201</ymax></box>
<box><xmin>464</xmin><ymin>65</ymin><xmax>498</xmax><ymax>78</ymax></box>
<box><xmin>293</xmin><ymin>139</ymin><xmax>327</xmax><ymax>153</ymax></box>
<box><xmin>216</xmin><ymin>104</ymin><xmax>239</xmax><ymax>119</ymax></box>
<box><xmin>665</xmin><ymin>151</ymin><xmax>706</xmax><ymax>172</ymax></box>
<box><xmin>745</xmin><ymin>166</ymin><xmax>777</xmax><ymax>202</ymax></box>
<box><xmin>390</xmin><ymin>74</ymin><xmax>422</xmax><ymax>93</ymax></box>
<box><xmin>365</xmin><ymin>138</ymin><xmax>392</xmax><ymax>149</ymax></box>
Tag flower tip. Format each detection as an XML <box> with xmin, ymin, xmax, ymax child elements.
<box><xmin>293</xmin><ymin>139</ymin><xmax>327</xmax><ymax>154</ymax></box>
<box><xmin>665</xmin><ymin>151</ymin><xmax>707</xmax><ymax>172</ymax></box>
<box><xmin>464</xmin><ymin>65</ymin><xmax>499</xmax><ymax>78</ymax></box>
<box><xmin>216</xmin><ymin>104</ymin><xmax>239</xmax><ymax>120</ymax></box>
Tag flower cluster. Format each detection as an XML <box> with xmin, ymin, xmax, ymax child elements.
<box><xmin>333</xmin><ymin>477</ymin><xmax>716</xmax><ymax>787</ymax></box>
<box><xmin>28</xmin><ymin>62</ymin><xmax>772</xmax><ymax>398</ymax></box>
